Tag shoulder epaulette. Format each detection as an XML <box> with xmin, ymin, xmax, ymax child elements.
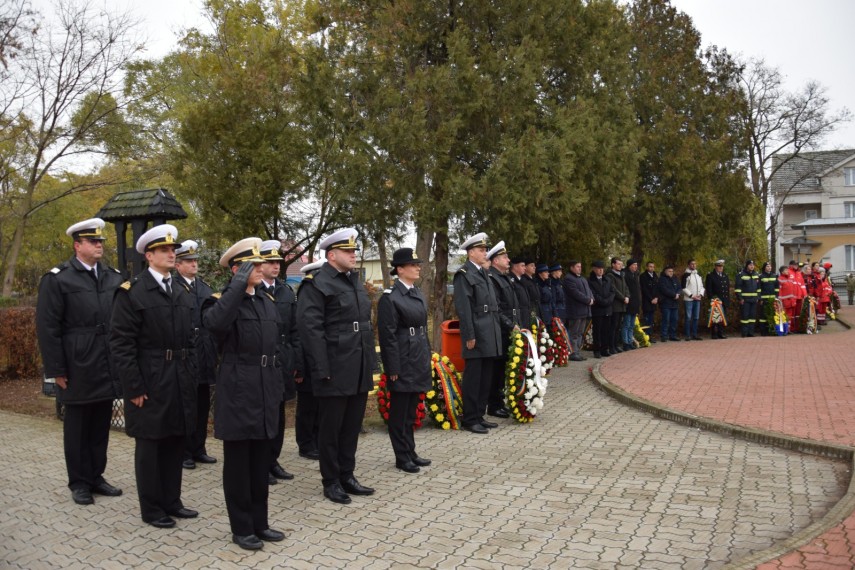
<box><xmin>50</xmin><ymin>267</ymin><xmax>61</xmax><ymax>274</ymax></box>
<box><xmin>212</xmin><ymin>292</ymin><xmax>222</xmax><ymax>299</ymax></box>
<box><xmin>112</xmin><ymin>267</ymin><xmax>121</xmax><ymax>274</ymax></box>
<box><xmin>120</xmin><ymin>281</ymin><xmax>131</xmax><ymax>290</ymax></box>
<box><xmin>264</xmin><ymin>292</ymin><xmax>275</xmax><ymax>301</ymax></box>
<box><xmin>383</xmin><ymin>288</ymin><xmax>392</xmax><ymax>294</ymax></box>
<box><xmin>304</xmin><ymin>273</ymin><xmax>314</xmax><ymax>280</ymax></box>
<box><xmin>458</xmin><ymin>267</ymin><xmax>467</xmax><ymax>273</ymax></box>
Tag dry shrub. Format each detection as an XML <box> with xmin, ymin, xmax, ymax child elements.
<box><xmin>0</xmin><ymin>307</ymin><xmax>41</xmax><ymax>379</ymax></box>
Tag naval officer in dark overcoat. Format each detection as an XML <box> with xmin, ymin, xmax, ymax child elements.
<box><xmin>486</xmin><ymin>241</ymin><xmax>519</xmax><ymax>419</ymax></box>
<box><xmin>294</xmin><ymin>260</ymin><xmax>323</xmax><ymax>460</ymax></box>
<box><xmin>297</xmin><ymin>228</ymin><xmax>377</xmax><ymax>505</ymax></box>
<box><xmin>377</xmin><ymin>248</ymin><xmax>432</xmax><ymax>474</ymax></box>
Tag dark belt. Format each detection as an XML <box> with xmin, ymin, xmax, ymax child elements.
<box><xmin>481</xmin><ymin>305</ymin><xmax>498</xmax><ymax>313</ymax></box>
<box><xmin>339</xmin><ymin>321</ymin><xmax>372</xmax><ymax>333</ymax></box>
<box><xmin>400</xmin><ymin>326</ymin><xmax>425</xmax><ymax>337</ymax></box>
<box><xmin>222</xmin><ymin>353</ymin><xmax>278</xmax><ymax>367</ymax></box>
<box><xmin>65</xmin><ymin>323</ymin><xmax>107</xmax><ymax>335</ymax></box>
<box><xmin>141</xmin><ymin>348</ymin><xmax>188</xmax><ymax>361</ymax></box>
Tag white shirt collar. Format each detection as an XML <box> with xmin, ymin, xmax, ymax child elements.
<box><xmin>147</xmin><ymin>267</ymin><xmax>170</xmax><ymax>287</ymax></box>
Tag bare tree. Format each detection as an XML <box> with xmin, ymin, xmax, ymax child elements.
<box><xmin>0</xmin><ymin>0</ymin><xmax>36</xmax><ymax>70</ymax></box>
<box><xmin>737</xmin><ymin>57</ymin><xmax>851</xmax><ymax>265</ymax></box>
<box><xmin>0</xmin><ymin>0</ymin><xmax>142</xmax><ymax>296</ymax></box>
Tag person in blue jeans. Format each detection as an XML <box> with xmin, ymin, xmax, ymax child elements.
<box><xmin>680</xmin><ymin>259</ymin><xmax>705</xmax><ymax>341</ymax></box>
<box><xmin>657</xmin><ymin>265</ymin><xmax>681</xmax><ymax>341</ymax></box>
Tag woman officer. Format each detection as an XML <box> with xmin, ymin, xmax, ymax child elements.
<box><xmin>377</xmin><ymin>248</ymin><xmax>432</xmax><ymax>473</ymax></box>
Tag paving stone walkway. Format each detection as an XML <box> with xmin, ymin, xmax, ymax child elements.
<box><xmin>599</xmin><ymin>308</ymin><xmax>855</xmax><ymax>569</ymax></box>
<box><xmin>0</xmin><ymin>359</ymin><xmax>849</xmax><ymax>569</ymax></box>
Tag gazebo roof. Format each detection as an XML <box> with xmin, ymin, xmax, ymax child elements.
<box><xmin>96</xmin><ymin>188</ymin><xmax>188</xmax><ymax>222</ymax></box>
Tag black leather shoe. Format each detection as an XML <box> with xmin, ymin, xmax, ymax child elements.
<box><xmin>480</xmin><ymin>419</ymin><xmax>498</xmax><ymax>429</ymax></box>
<box><xmin>270</xmin><ymin>464</ymin><xmax>294</xmax><ymax>480</ymax></box>
<box><xmin>487</xmin><ymin>408</ymin><xmax>509</xmax><ymax>418</ymax></box>
<box><xmin>194</xmin><ymin>454</ymin><xmax>217</xmax><ymax>464</ymax></box>
<box><xmin>570</xmin><ymin>354</ymin><xmax>585</xmax><ymax>361</ymax></box>
<box><xmin>669</xmin><ymin>337</ymin><xmax>679</xmax><ymax>342</ymax></box>
<box><xmin>268</xmin><ymin>473</ymin><xmax>278</xmax><ymax>485</ymax></box>
<box><xmin>182</xmin><ymin>458</ymin><xmax>196</xmax><ymax>469</ymax></box>
<box><xmin>71</xmin><ymin>488</ymin><xmax>94</xmax><ymax>505</ymax></box>
<box><xmin>692</xmin><ymin>336</ymin><xmax>703</xmax><ymax>341</ymax></box>
<box><xmin>341</xmin><ymin>477</ymin><xmax>374</xmax><ymax>496</ymax></box>
<box><xmin>593</xmin><ymin>351</ymin><xmax>601</xmax><ymax>359</ymax></box>
<box><xmin>411</xmin><ymin>455</ymin><xmax>431</xmax><ymax>467</ymax></box>
<box><xmin>601</xmin><ymin>350</ymin><xmax>611</xmax><ymax>357</ymax></box>
<box><xmin>464</xmin><ymin>423</ymin><xmax>489</xmax><ymax>434</ymax></box>
<box><xmin>233</xmin><ymin>534</ymin><xmax>263</xmax><ymax>550</ymax></box>
<box><xmin>299</xmin><ymin>449</ymin><xmax>320</xmax><ymax>460</ymax></box>
<box><xmin>395</xmin><ymin>460</ymin><xmax>420</xmax><ymax>473</ymax></box>
<box><xmin>146</xmin><ymin>516</ymin><xmax>176</xmax><ymax>529</ymax></box>
<box><xmin>92</xmin><ymin>481</ymin><xmax>122</xmax><ymax>497</ymax></box>
<box><xmin>612</xmin><ymin>346</ymin><xmax>623</xmax><ymax>353</ymax></box>
<box><xmin>719</xmin><ymin>334</ymin><xmax>728</xmax><ymax>339</ymax></box>
<box><xmin>167</xmin><ymin>507</ymin><xmax>198</xmax><ymax>519</ymax></box>
<box><xmin>256</xmin><ymin>528</ymin><xmax>285</xmax><ymax>542</ymax></box>
<box><xmin>323</xmin><ymin>482</ymin><xmax>352</xmax><ymax>504</ymax></box>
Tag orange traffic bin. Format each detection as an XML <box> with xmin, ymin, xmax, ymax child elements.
<box><xmin>440</xmin><ymin>319</ymin><xmax>465</xmax><ymax>373</ymax></box>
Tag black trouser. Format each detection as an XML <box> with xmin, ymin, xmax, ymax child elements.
<box><xmin>487</xmin><ymin>354</ymin><xmax>508</xmax><ymax>412</ymax></box>
<box><xmin>295</xmin><ymin>390</ymin><xmax>319</xmax><ymax>454</ymax></box>
<box><xmin>609</xmin><ymin>311</ymin><xmax>624</xmax><ymax>350</ymax></box>
<box><xmin>591</xmin><ymin>315</ymin><xmax>611</xmax><ymax>353</ymax></box>
<box><xmin>270</xmin><ymin>399</ymin><xmax>286</xmax><ymax>468</ymax></box>
<box><xmin>134</xmin><ymin>435</ymin><xmax>185</xmax><ymax>522</ymax></box>
<box><xmin>462</xmin><ymin>357</ymin><xmax>494</xmax><ymax>427</ymax></box>
<box><xmin>388</xmin><ymin>391</ymin><xmax>420</xmax><ymax>462</ymax></box>
<box><xmin>184</xmin><ymin>383</ymin><xmax>211</xmax><ymax>460</ymax></box>
<box><xmin>223</xmin><ymin>439</ymin><xmax>271</xmax><ymax>536</ymax></box>
<box><xmin>740</xmin><ymin>300</ymin><xmax>757</xmax><ymax>335</ymax></box>
<box><xmin>63</xmin><ymin>400</ymin><xmax>113</xmax><ymax>491</ymax></box>
<box><xmin>317</xmin><ymin>392</ymin><xmax>368</xmax><ymax>488</ymax></box>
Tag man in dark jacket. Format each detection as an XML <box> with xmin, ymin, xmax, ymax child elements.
<box><xmin>536</xmin><ymin>264</ymin><xmax>554</xmax><ymax>324</ymax></box>
<box><xmin>294</xmin><ymin>260</ymin><xmax>323</xmax><ymax>460</ymax></box>
<box><xmin>110</xmin><ymin>224</ymin><xmax>199</xmax><ymax>529</ymax></box>
<box><xmin>657</xmin><ymin>265</ymin><xmax>681</xmax><ymax>341</ymax></box>
<box><xmin>639</xmin><ymin>261</ymin><xmax>659</xmax><ymax>342</ymax></box>
<box><xmin>562</xmin><ymin>260</ymin><xmax>593</xmax><ymax>361</ymax></box>
<box><xmin>705</xmin><ymin>259</ymin><xmax>730</xmax><ymax>339</ymax></box>
<box><xmin>36</xmin><ymin>218</ymin><xmax>124</xmax><ymax>506</ymax></box>
<box><xmin>202</xmin><ymin>238</ymin><xmax>286</xmax><ymax>550</ymax></box>
<box><xmin>452</xmin><ymin>232</ymin><xmax>502</xmax><ymax>434</ymax></box>
<box><xmin>624</xmin><ymin>259</ymin><xmax>642</xmax><ymax>349</ymax></box>
<box><xmin>175</xmin><ymin>240</ymin><xmax>219</xmax><ymax>471</ymax></box>
<box><xmin>486</xmin><ymin>241</ymin><xmax>519</xmax><ymax>419</ymax></box>
<box><xmin>549</xmin><ymin>264</ymin><xmax>565</xmax><ymax>324</ymax></box>
<box><xmin>257</xmin><ymin>240</ymin><xmax>301</xmax><ymax>485</ymax></box>
<box><xmin>587</xmin><ymin>261</ymin><xmax>614</xmax><ymax>358</ymax></box>
<box><xmin>509</xmin><ymin>256</ymin><xmax>533</xmax><ymax>329</ymax></box>
<box><xmin>605</xmin><ymin>258</ymin><xmax>630</xmax><ymax>354</ymax></box>
<box><xmin>735</xmin><ymin>260</ymin><xmax>760</xmax><ymax>337</ymax></box>
<box><xmin>522</xmin><ymin>259</ymin><xmax>541</xmax><ymax>321</ymax></box>
<box><xmin>297</xmin><ymin>228</ymin><xmax>377</xmax><ymax>504</ymax></box>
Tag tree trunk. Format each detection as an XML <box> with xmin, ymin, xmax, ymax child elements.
<box><xmin>769</xmin><ymin>214</ymin><xmax>778</xmax><ymax>268</ymax></box>
<box><xmin>2</xmin><ymin>218</ymin><xmax>27</xmax><ymax>297</ymax></box>
<box><xmin>377</xmin><ymin>232</ymin><xmax>391</xmax><ymax>289</ymax></box>
<box><xmin>429</xmin><ymin>226</ymin><xmax>449</xmax><ymax>351</ymax></box>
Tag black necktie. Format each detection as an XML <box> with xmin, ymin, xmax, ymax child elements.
<box><xmin>89</xmin><ymin>268</ymin><xmax>97</xmax><ymax>281</ymax></box>
<box><xmin>163</xmin><ymin>276</ymin><xmax>172</xmax><ymax>294</ymax></box>
<box><xmin>189</xmin><ymin>280</ymin><xmax>196</xmax><ymax>293</ymax></box>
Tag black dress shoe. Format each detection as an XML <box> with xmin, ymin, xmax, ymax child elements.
<box><xmin>340</xmin><ymin>477</ymin><xmax>374</xmax><ymax>496</ymax></box>
<box><xmin>92</xmin><ymin>481</ymin><xmax>122</xmax><ymax>497</ymax></box>
<box><xmin>612</xmin><ymin>346</ymin><xmax>623</xmax><ymax>353</ymax></box>
<box><xmin>411</xmin><ymin>455</ymin><xmax>431</xmax><ymax>467</ymax></box>
<box><xmin>268</xmin><ymin>473</ymin><xmax>278</xmax><ymax>485</ymax></box>
<box><xmin>480</xmin><ymin>419</ymin><xmax>498</xmax><ymax>429</ymax></box>
<box><xmin>570</xmin><ymin>354</ymin><xmax>585</xmax><ymax>361</ymax></box>
<box><xmin>323</xmin><ymin>482</ymin><xmax>352</xmax><ymax>504</ymax></box>
<box><xmin>146</xmin><ymin>516</ymin><xmax>176</xmax><ymax>529</ymax></box>
<box><xmin>464</xmin><ymin>423</ymin><xmax>489</xmax><ymax>434</ymax></box>
<box><xmin>692</xmin><ymin>336</ymin><xmax>703</xmax><ymax>341</ymax></box>
<box><xmin>194</xmin><ymin>454</ymin><xmax>217</xmax><ymax>464</ymax></box>
<box><xmin>299</xmin><ymin>449</ymin><xmax>320</xmax><ymax>460</ymax></box>
<box><xmin>233</xmin><ymin>534</ymin><xmax>263</xmax><ymax>550</ymax></box>
<box><xmin>593</xmin><ymin>351</ymin><xmax>601</xmax><ymax>358</ymax></box>
<box><xmin>270</xmin><ymin>464</ymin><xmax>294</xmax><ymax>480</ymax></box>
<box><xmin>256</xmin><ymin>528</ymin><xmax>285</xmax><ymax>542</ymax></box>
<box><xmin>395</xmin><ymin>460</ymin><xmax>420</xmax><ymax>473</ymax></box>
<box><xmin>601</xmin><ymin>350</ymin><xmax>611</xmax><ymax>357</ymax></box>
<box><xmin>167</xmin><ymin>507</ymin><xmax>198</xmax><ymax>519</ymax></box>
<box><xmin>71</xmin><ymin>488</ymin><xmax>94</xmax><ymax>505</ymax></box>
<box><xmin>487</xmin><ymin>408</ymin><xmax>509</xmax><ymax>418</ymax></box>
<box><xmin>182</xmin><ymin>459</ymin><xmax>196</xmax><ymax>469</ymax></box>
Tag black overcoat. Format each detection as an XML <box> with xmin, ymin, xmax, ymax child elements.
<box><xmin>605</xmin><ymin>270</ymin><xmax>629</xmax><ymax>314</ymax></box>
<box><xmin>110</xmin><ymin>270</ymin><xmax>198</xmax><ymax>439</ymax></box>
<box><xmin>296</xmin><ymin>262</ymin><xmax>377</xmax><ymax>397</ymax></box>
<box><xmin>511</xmin><ymin>274</ymin><xmax>533</xmax><ymax>328</ymax></box>
<box><xmin>657</xmin><ymin>273</ymin><xmax>682</xmax><ymax>309</ymax></box>
<box><xmin>36</xmin><ymin>257</ymin><xmax>124</xmax><ymax>405</ymax></box>
<box><xmin>551</xmin><ymin>278</ymin><xmax>566</xmax><ymax>320</ymax></box>
<box><xmin>639</xmin><ymin>271</ymin><xmax>659</xmax><ymax>313</ymax></box>
<box><xmin>488</xmin><ymin>267</ymin><xmax>521</xmax><ymax>352</ymax></box>
<box><xmin>452</xmin><ymin>260</ymin><xmax>502</xmax><ymax>359</ymax></box>
<box><xmin>588</xmin><ymin>273</ymin><xmax>615</xmax><ymax>317</ymax></box>
<box><xmin>521</xmin><ymin>274</ymin><xmax>541</xmax><ymax>319</ymax></box>
<box><xmin>537</xmin><ymin>276</ymin><xmax>555</xmax><ymax>323</ymax></box>
<box><xmin>203</xmin><ymin>281</ymin><xmax>282</xmax><ymax>440</ymax></box>
<box><xmin>377</xmin><ymin>280</ymin><xmax>432</xmax><ymax>393</ymax></box>
<box><xmin>257</xmin><ymin>279</ymin><xmax>302</xmax><ymax>402</ymax></box>
<box><xmin>178</xmin><ymin>276</ymin><xmax>218</xmax><ymax>385</ymax></box>
<box><xmin>562</xmin><ymin>273</ymin><xmax>593</xmax><ymax>320</ymax></box>
<box><xmin>625</xmin><ymin>270</ymin><xmax>642</xmax><ymax>315</ymax></box>
<box><xmin>705</xmin><ymin>270</ymin><xmax>731</xmax><ymax>309</ymax></box>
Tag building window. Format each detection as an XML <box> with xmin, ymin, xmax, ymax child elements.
<box><xmin>847</xmin><ymin>245</ymin><xmax>855</xmax><ymax>272</ymax></box>
<box><xmin>847</xmin><ymin>202</ymin><xmax>855</xmax><ymax>218</ymax></box>
<box><xmin>845</xmin><ymin>167</ymin><xmax>855</xmax><ymax>186</ymax></box>
<box><xmin>804</xmin><ymin>209</ymin><xmax>818</xmax><ymax>220</ymax></box>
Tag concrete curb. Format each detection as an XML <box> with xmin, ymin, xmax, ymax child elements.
<box><xmin>590</xmin><ymin>362</ymin><xmax>855</xmax><ymax>570</ymax></box>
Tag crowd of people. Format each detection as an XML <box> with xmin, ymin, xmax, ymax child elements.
<box><xmin>33</xmin><ymin>220</ymin><xmax>845</xmax><ymax>550</ymax></box>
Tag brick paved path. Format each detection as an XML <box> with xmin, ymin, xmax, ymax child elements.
<box><xmin>600</xmin><ymin>310</ymin><xmax>855</xmax><ymax>569</ymax></box>
<box><xmin>0</xmin><ymin>362</ymin><xmax>849</xmax><ymax>569</ymax></box>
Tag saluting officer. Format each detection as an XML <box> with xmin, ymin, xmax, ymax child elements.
<box><xmin>256</xmin><ymin>240</ymin><xmax>301</xmax><ymax>485</ymax></box>
<box><xmin>297</xmin><ymin>228</ymin><xmax>377</xmax><ymax>505</ymax></box>
<box><xmin>202</xmin><ymin>238</ymin><xmax>286</xmax><ymax>550</ymax></box>
<box><xmin>36</xmin><ymin>218</ymin><xmax>124</xmax><ymax>506</ymax></box>
<box><xmin>486</xmin><ymin>241</ymin><xmax>519</xmax><ymax>420</ymax></box>
<box><xmin>110</xmin><ymin>224</ymin><xmax>199</xmax><ymax>529</ymax></box>
<box><xmin>377</xmin><ymin>248</ymin><xmax>432</xmax><ymax>474</ymax></box>
<box><xmin>453</xmin><ymin>232</ymin><xmax>502</xmax><ymax>434</ymax></box>
<box><xmin>294</xmin><ymin>260</ymin><xmax>324</xmax><ymax>461</ymax></box>
<box><xmin>174</xmin><ymin>240</ymin><xmax>219</xmax><ymax>470</ymax></box>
